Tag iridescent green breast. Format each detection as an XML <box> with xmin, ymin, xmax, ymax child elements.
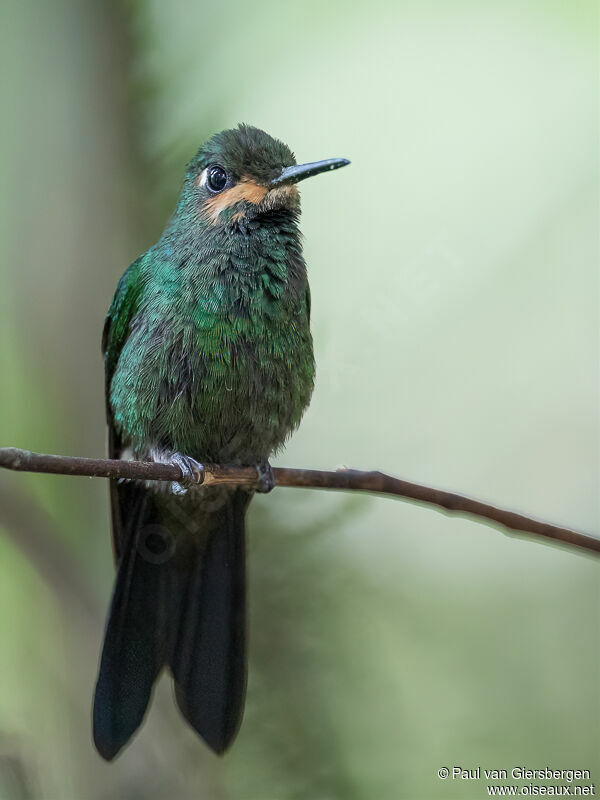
<box><xmin>108</xmin><ymin>245</ymin><xmax>314</xmax><ymax>463</ymax></box>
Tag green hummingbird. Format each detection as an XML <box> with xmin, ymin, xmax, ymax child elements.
<box><xmin>94</xmin><ymin>124</ymin><xmax>349</xmax><ymax>760</ymax></box>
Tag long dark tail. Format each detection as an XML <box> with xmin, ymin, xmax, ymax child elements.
<box><xmin>93</xmin><ymin>483</ymin><xmax>249</xmax><ymax>761</ymax></box>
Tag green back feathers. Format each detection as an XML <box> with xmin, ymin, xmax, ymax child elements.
<box><xmin>102</xmin><ymin>257</ymin><xmax>145</xmax><ymax>391</ymax></box>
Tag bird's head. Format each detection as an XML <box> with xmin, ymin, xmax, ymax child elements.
<box><xmin>185</xmin><ymin>124</ymin><xmax>349</xmax><ymax>227</ymax></box>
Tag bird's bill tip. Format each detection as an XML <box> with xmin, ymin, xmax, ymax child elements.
<box><xmin>270</xmin><ymin>158</ymin><xmax>350</xmax><ymax>187</ymax></box>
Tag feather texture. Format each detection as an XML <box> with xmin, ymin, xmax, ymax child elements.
<box><xmin>95</xmin><ymin>126</ymin><xmax>317</xmax><ymax>759</ymax></box>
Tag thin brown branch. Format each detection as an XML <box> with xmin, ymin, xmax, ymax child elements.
<box><xmin>0</xmin><ymin>446</ymin><xmax>597</xmax><ymax>557</ymax></box>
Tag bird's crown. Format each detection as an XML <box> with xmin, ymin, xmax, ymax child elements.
<box><xmin>189</xmin><ymin>124</ymin><xmax>296</xmax><ymax>186</ymax></box>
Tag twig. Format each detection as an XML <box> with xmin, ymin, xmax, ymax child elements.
<box><xmin>0</xmin><ymin>446</ymin><xmax>597</xmax><ymax>557</ymax></box>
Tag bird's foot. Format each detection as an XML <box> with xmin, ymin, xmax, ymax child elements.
<box><xmin>168</xmin><ymin>453</ymin><xmax>204</xmax><ymax>496</ymax></box>
<box><xmin>255</xmin><ymin>461</ymin><xmax>275</xmax><ymax>494</ymax></box>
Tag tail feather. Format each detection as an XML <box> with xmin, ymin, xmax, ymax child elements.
<box><xmin>93</xmin><ymin>489</ymin><xmax>167</xmax><ymax>760</ymax></box>
<box><xmin>93</xmin><ymin>484</ymin><xmax>249</xmax><ymax>760</ymax></box>
<box><xmin>170</xmin><ymin>490</ymin><xmax>249</xmax><ymax>753</ymax></box>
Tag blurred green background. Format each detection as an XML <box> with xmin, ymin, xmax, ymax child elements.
<box><xmin>0</xmin><ymin>1</ymin><xmax>598</xmax><ymax>798</ymax></box>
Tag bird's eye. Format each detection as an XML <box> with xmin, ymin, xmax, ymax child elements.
<box><xmin>207</xmin><ymin>165</ymin><xmax>228</xmax><ymax>193</ymax></box>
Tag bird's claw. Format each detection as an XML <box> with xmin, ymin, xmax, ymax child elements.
<box><xmin>169</xmin><ymin>453</ymin><xmax>203</xmax><ymax>496</ymax></box>
<box><xmin>255</xmin><ymin>461</ymin><xmax>275</xmax><ymax>494</ymax></box>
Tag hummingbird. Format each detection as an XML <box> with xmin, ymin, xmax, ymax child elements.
<box><xmin>94</xmin><ymin>124</ymin><xmax>349</xmax><ymax>760</ymax></box>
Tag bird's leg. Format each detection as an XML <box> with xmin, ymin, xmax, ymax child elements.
<box><xmin>148</xmin><ymin>448</ymin><xmax>203</xmax><ymax>496</ymax></box>
<box><xmin>169</xmin><ymin>452</ymin><xmax>204</xmax><ymax>495</ymax></box>
<box><xmin>255</xmin><ymin>461</ymin><xmax>275</xmax><ymax>494</ymax></box>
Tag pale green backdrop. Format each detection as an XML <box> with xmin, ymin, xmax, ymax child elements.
<box><xmin>0</xmin><ymin>1</ymin><xmax>597</xmax><ymax>798</ymax></box>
